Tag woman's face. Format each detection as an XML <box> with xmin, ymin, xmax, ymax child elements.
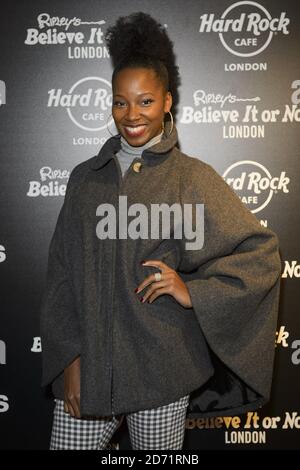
<box><xmin>112</xmin><ymin>67</ymin><xmax>172</xmax><ymax>146</ymax></box>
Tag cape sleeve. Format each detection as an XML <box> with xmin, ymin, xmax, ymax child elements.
<box><xmin>179</xmin><ymin>160</ymin><xmax>281</xmax><ymax>416</ymax></box>
<box><xmin>40</xmin><ymin>169</ymin><xmax>81</xmax><ymax>387</ymax></box>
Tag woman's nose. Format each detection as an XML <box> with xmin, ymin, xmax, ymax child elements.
<box><xmin>126</xmin><ymin>105</ymin><xmax>140</xmax><ymax>121</ymax></box>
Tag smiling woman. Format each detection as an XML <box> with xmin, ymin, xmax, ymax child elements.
<box><xmin>105</xmin><ymin>11</ymin><xmax>181</xmax><ymax>146</ymax></box>
<box><xmin>41</xmin><ymin>11</ymin><xmax>281</xmax><ymax>451</ymax></box>
<box><xmin>111</xmin><ymin>67</ymin><xmax>172</xmax><ymax>144</ymax></box>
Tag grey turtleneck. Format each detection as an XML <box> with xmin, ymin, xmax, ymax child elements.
<box><xmin>116</xmin><ymin>130</ymin><xmax>164</xmax><ymax>177</ymax></box>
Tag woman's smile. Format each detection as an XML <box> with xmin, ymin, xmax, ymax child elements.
<box><xmin>112</xmin><ymin>67</ymin><xmax>172</xmax><ymax>146</ymax></box>
<box><xmin>123</xmin><ymin>124</ymin><xmax>147</xmax><ymax>138</ymax></box>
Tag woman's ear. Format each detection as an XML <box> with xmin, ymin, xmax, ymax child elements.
<box><xmin>164</xmin><ymin>91</ymin><xmax>172</xmax><ymax>113</ymax></box>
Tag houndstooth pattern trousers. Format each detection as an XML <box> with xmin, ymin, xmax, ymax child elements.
<box><xmin>50</xmin><ymin>393</ymin><xmax>190</xmax><ymax>450</ymax></box>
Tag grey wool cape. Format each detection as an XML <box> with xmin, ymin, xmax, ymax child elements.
<box><xmin>40</xmin><ymin>119</ymin><xmax>281</xmax><ymax>418</ymax></box>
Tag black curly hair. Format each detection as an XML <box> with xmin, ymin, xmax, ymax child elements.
<box><xmin>105</xmin><ymin>12</ymin><xmax>181</xmax><ymax>118</ymax></box>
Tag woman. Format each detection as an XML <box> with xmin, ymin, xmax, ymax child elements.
<box><xmin>40</xmin><ymin>12</ymin><xmax>281</xmax><ymax>450</ymax></box>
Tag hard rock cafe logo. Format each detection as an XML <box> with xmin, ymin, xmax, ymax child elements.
<box><xmin>47</xmin><ymin>77</ymin><xmax>114</xmax><ymax>132</ymax></box>
<box><xmin>199</xmin><ymin>1</ymin><xmax>290</xmax><ymax>57</ymax></box>
<box><xmin>223</xmin><ymin>160</ymin><xmax>289</xmax><ymax>213</ymax></box>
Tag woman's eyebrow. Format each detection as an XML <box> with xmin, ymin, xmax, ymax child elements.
<box><xmin>114</xmin><ymin>92</ymin><xmax>155</xmax><ymax>97</ymax></box>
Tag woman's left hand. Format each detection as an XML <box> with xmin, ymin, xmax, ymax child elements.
<box><xmin>136</xmin><ymin>259</ymin><xmax>193</xmax><ymax>309</ymax></box>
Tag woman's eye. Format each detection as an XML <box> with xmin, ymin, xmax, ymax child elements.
<box><xmin>113</xmin><ymin>99</ymin><xmax>154</xmax><ymax>107</ymax></box>
<box><xmin>113</xmin><ymin>101</ymin><xmax>126</xmax><ymax>107</ymax></box>
<box><xmin>142</xmin><ymin>98</ymin><xmax>154</xmax><ymax>105</ymax></box>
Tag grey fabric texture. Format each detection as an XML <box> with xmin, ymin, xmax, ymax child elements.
<box><xmin>40</xmin><ymin>119</ymin><xmax>281</xmax><ymax>418</ymax></box>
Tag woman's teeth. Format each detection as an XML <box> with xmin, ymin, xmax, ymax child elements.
<box><xmin>124</xmin><ymin>125</ymin><xmax>146</xmax><ymax>136</ymax></box>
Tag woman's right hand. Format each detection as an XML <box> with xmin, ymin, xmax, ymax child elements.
<box><xmin>64</xmin><ymin>355</ymin><xmax>81</xmax><ymax>418</ymax></box>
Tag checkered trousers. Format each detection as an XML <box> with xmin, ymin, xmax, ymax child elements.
<box><xmin>50</xmin><ymin>393</ymin><xmax>190</xmax><ymax>450</ymax></box>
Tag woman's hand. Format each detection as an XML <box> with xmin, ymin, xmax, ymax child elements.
<box><xmin>136</xmin><ymin>260</ymin><xmax>193</xmax><ymax>309</ymax></box>
<box><xmin>64</xmin><ymin>355</ymin><xmax>81</xmax><ymax>418</ymax></box>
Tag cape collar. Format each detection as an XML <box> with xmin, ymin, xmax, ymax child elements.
<box><xmin>90</xmin><ymin>119</ymin><xmax>178</xmax><ymax>170</ymax></box>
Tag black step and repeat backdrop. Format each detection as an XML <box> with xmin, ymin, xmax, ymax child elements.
<box><xmin>0</xmin><ymin>0</ymin><xmax>299</xmax><ymax>450</ymax></box>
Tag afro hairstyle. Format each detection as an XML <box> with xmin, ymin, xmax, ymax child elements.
<box><xmin>105</xmin><ymin>12</ymin><xmax>181</xmax><ymax>118</ymax></box>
